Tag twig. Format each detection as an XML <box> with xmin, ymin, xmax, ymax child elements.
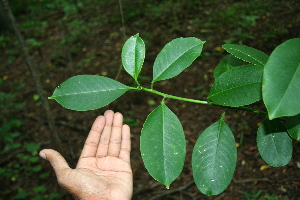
<box><xmin>118</xmin><ymin>0</ymin><xmax>126</xmax><ymax>39</ymax></box>
<box><xmin>1</xmin><ymin>0</ymin><xmax>61</xmax><ymax>145</ymax></box>
<box><xmin>148</xmin><ymin>180</ymin><xmax>195</xmax><ymax>200</ymax></box>
<box><xmin>233</xmin><ymin>178</ymin><xmax>270</xmax><ymax>183</ymax></box>
<box><xmin>115</xmin><ymin>0</ymin><xmax>126</xmax><ymax>81</ymax></box>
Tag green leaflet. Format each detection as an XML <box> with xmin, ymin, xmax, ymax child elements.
<box><xmin>152</xmin><ymin>37</ymin><xmax>205</xmax><ymax>83</ymax></box>
<box><xmin>257</xmin><ymin>118</ymin><xmax>292</xmax><ymax>167</ymax></box>
<box><xmin>192</xmin><ymin>119</ymin><xmax>237</xmax><ymax>195</ymax></box>
<box><xmin>121</xmin><ymin>34</ymin><xmax>145</xmax><ymax>81</ymax></box>
<box><xmin>140</xmin><ymin>104</ymin><xmax>186</xmax><ymax>188</ymax></box>
<box><xmin>214</xmin><ymin>55</ymin><xmax>243</xmax><ymax>79</ymax></box>
<box><xmin>49</xmin><ymin>75</ymin><xmax>129</xmax><ymax>111</ymax></box>
<box><xmin>222</xmin><ymin>44</ymin><xmax>269</xmax><ymax>65</ymax></box>
<box><xmin>262</xmin><ymin>38</ymin><xmax>300</xmax><ymax>119</ymax></box>
<box><xmin>285</xmin><ymin>114</ymin><xmax>300</xmax><ymax>141</ymax></box>
<box><xmin>208</xmin><ymin>64</ymin><xmax>263</xmax><ymax>107</ymax></box>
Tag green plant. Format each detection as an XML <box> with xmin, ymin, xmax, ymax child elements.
<box><xmin>0</xmin><ymin>35</ymin><xmax>20</xmax><ymax>64</ymax></box>
<box><xmin>244</xmin><ymin>190</ymin><xmax>262</xmax><ymax>200</ymax></box>
<box><xmin>244</xmin><ymin>190</ymin><xmax>291</xmax><ymax>200</ymax></box>
<box><xmin>0</xmin><ymin>79</ymin><xmax>60</xmax><ymax>199</ymax></box>
<box><xmin>49</xmin><ymin>34</ymin><xmax>300</xmax><ymax>195</ymax></box>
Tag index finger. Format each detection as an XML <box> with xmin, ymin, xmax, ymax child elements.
<box><xmin>79</xmin><ymin>115</ymin><xmax>106</xmax><ymax>158</ymax></box>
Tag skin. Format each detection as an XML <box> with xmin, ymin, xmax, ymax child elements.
<box><xmin>39</xmin><ymin>110</ymin><xmax>133</xmax><ymax>200</ymax></box>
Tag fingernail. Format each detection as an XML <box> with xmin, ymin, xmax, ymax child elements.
<box><xmin>39</xmin><ymin>151</ymin><xmax>47</xmax><ymax>160</ymax></box>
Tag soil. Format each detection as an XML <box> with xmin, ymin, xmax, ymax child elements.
<box><xmin>1</xmin><ymin>0</ymin><xmax>300</xmax><ymax>199</ymax></box>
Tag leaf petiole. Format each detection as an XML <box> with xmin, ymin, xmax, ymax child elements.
<box><xmin>129</xmin><ymin>86</ymin><xmax>267</xmax><ymax>116</ymax></box>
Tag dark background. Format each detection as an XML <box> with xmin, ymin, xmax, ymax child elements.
<box><xmin>1</xmin><ymin>0</ymin><xmax>300</xmax><ymax>199</ymax></box>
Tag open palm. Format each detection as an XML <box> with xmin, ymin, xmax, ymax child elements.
<box><xmin>40</xmin><ymin>110</ymin><xmax>133</xmax><ymax>200</ymax></box>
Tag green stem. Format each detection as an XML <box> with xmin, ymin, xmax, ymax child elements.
<box><xmin>141</xmin><ymin>87</ymin><xmax>210</xmax><ymax>104</ymax></box>
<box><xmin>129</xmin><ymin>86</ymin><xmax>267</xmax><ymax>116</ymax></box>
<box><xmin>221</xmin><ymin>109</ymin><xmax>229</xmax><ymax>121</ymax></box>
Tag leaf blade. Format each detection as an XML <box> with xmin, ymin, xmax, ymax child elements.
<box><xmin>222</xmin><ymin>44</ymin><xmax>269</xmax><ymax>65</ymax></box>
<box><xmin>152</xmin><ymin>37</ymin><xmax>205</xmax><ymax>82</ymax></box>
<box><xmin>49</xmin><ymin>75</ymin><xmax>129</xmax><ymax>111</ymax></box>
<box><xmin>140</xmin><ymin>104</ymin><xmax>186</xmax><ymax>188</ymax></box>
<box><xmin>192</xmin><ymin>120</ymin><xmax>237</xmax><ymax>195</ymax></box>
<box><xmin>257</xmin><ymin>118</ymin><xmax>292</xmax><ymax>167</ymax></box>
<box><xmin>214</xmin><ymin>55</ymin><xmax>244</xmax><ymax>79</ymax></box>
<box><xmin>121</xmin><ymin>34</ymin><xmax>145</xmax><ymax>80</ymax></box>
<box><xmin>262</xmin><ymin>38</ymin><xmax>300</xmax><ymax>119</ymax></box>
<box><xmin>286</xmin><ymin>114</ymin><xmax>300</xmax><ymax>141</ymax></box>
<box><xmin>208</xmin><ymin>64</ymin><xmax>263</xmax><ymax>107</ymax></box>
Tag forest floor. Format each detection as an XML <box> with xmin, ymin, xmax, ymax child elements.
<box><xmin>1</xmin><ymin>0</ymin><xmax>300</xmax><ymax>199</ymax></box>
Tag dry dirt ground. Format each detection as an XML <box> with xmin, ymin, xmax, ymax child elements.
<box><xmin>1</xmin><ymin>0</ymin><xmax>300</xmax><ymax>199</ymax></box>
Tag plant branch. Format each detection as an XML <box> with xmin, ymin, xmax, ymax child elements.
<box><xmin>140</xmin><ymin>87</ymin><xmax>210</xmax><ymax>105</ymax></box>
<box><xmin>130</xmin><ymin>86</ymin><xmax>267</xmax><ymax>116</ymax></box>
<box><xmin>2</xmin><ymin>0</ymin><xmax>61</xmax><ymax>145</ymax></box>
<box><xmin>115</xmin><ymin>0</ymin><xmax>126</xmax><ymax>81</ymax></box>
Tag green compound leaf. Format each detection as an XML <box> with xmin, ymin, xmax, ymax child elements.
<box><xmin>192</xmin><ymin>119</ymin><xmax>237</xmax><ymax>196</ymax></box>
<box><xmin>257</xmin><ymin>118</ymin><xmax>292</xmax><ymax>167</ymax></box>
<box><xmin>140</xmin><ymin>104</ymin><xmax>186</xmax><ymax>188</ymax></box>
<box><xmin>222</xmin><ymin>44</ymin><xmax>269</xmax><ymax>66</ymax></box>
<box><xmin>285</xmin><ymin>114</ymin><xmax>300</xmax><ymax>141</ymax></box>
<box><xmin>262</xmin><ymin>38</ymin><xmax>300</xmax><ymax>119</ymax></box>
<box><xmin>49</xmin><ymin>75</ymin><xmax>129</xmax><ymax>111</ymax></box>
<box><xmin>121</xmin><ymin>34</ymin><xmax>145</xmax><ymax>80</ymax></box>
<box><xmin>208</xmin><ymin>64</ymin><xmax>263</xmax><ymax>107</ymax></box>
<box><xmin>214</xmin><ymin>55</ymin><xmax>243</xmax><ymax>79</ymax></box>
<box><xmin>152</xmin><ymin>37</ymin><xmax>205</xmax><ymax>83</ymax></box>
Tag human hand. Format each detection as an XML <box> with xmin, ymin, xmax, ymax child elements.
<box><xmin>39</xmin><ymin>110</ymin><xmax>133</xmax><ymax>200</ymax></box>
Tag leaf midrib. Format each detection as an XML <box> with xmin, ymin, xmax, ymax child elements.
<box><xmin>53</xmin><ymin>87</ymin><xmax>128</xmax><ymax>98</ymax></box>
<box><xmin>270</xmin><ymin>63</ymin><xmax>300</xmax><ymax>117</ymax></box>
<box><xmin>227</xmin><ymin>47</ymin><xmax>265</xmax><ymax>65</ymax></box>
<box><xmin>209</xmin><ymin>81</ymin><xmax>261</xmax><ymax>98</ymax></box>
<box><xmin>155</xmin><ymin>43</ymin><xmax>200</xmax><ymax>80</ymax></box>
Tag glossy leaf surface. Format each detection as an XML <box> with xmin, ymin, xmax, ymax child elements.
<box><xmin>214</xmin><ymin>55</ymin><xmax>243</xmax><ymax>79</ymax></box>
<box><xmin>49</xmin><ymin>75</ymin><xmax>129</xmax><ymax>111</ymax></box>
<box><xmin>121</xmin><ymin>34</ymin><xmax>145</xmax><ymax>80</ymax></box>
<box><xmin>262</xmin><ymin>38</ymin><xmax>300</xmax><ymax>119</ymax></box>
<box><xmin>152</xmin><ymin>37</ymin><xmax>205</xmax><ymax>82</ymax></box>
<box><xmin>222</xmin><ymin>44</ymin><xmax>269</xmax><ymax>65</ymax></box>
<box><xmin>192</xmin><ymin>120</ymin><xmax>237</xmax><ymax>195</ymax></box>
<box><xmin>286</xmin><ymin>114</ymin><xmax>300</xmax><ymax>141</ymax></box>
<box><xmin>208</xmin><ymin>65</ymin><xmax>263</xmax><ymax>107</ymax></box>
<box><xmin>257</xmin><ymin>119</ymin><xmax>292</xmax><ymax>167</ymax></box>
<box><xmin>140</xmin><ymin>104</ymin><xmax>186</xmax><ymax>188</ymax></box>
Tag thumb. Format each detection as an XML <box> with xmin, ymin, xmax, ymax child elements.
<box><xmin>39</xmin><ymin>149</ymin><xmax>71</xmax><ymax>177</ymax></box>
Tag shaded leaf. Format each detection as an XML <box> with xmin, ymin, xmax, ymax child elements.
<box><xmin>262</xmin><ymin>38</ymin><xmax>300</xmax><ymax>119</ymax></box>
<box><xmin>140</xmin><ymin>104</ymin><xmax>186</xmax><ymax>188</ymax></box>
<box><xmin>222</xmin><ymin>44</ymin><xmax>269</xmax><ymax>65</ymax></box>
<box><xmin>286</xmin><ymin>114</ymin><xmax>300</xmax><ymax>141</ymax></box>
<box><xmin>214</xmin><ymin>55</ymin><xmax>243</xmax><ymax>79</ymax></box>
<box><xmin>152</xmin><ymin>37</ymin><xmax>205</xmax><ymax>82</ymax></box>
<box><xmin>121</xmin><ymin>34</ymin><xmax>145</xmax><ymax>80</ymax></box>
<box><xmin>24</xmin><ymin>143</ymin><xmax>40</xmax><ymax>152</ymax></box>
<box><xmin>192</xmin><ymin>119</ymin><xmax>237</xmax><ymax>195</ymax></box>
<box><xmin>49</xmin><ymin>75</ymin><xmax>129</xmax><ymax>111</ymax></box>
<box><xmin>257</xmin><ymin>118</ymin><xmax>292</xmax><ymax>167</ymax></box>
<box><xmin>208</xmin><ymin>65</ymin><xmax>263</xmax><ymax>107</ymax></box>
